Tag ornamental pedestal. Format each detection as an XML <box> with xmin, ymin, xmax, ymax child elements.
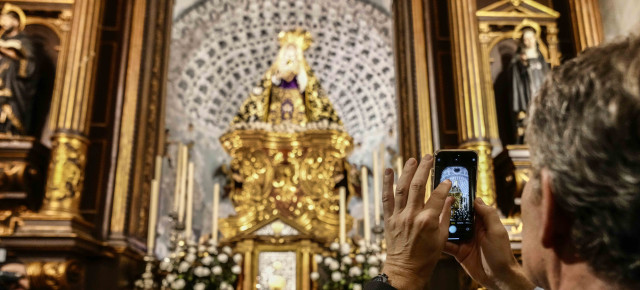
<box><xmin>219</xmin><ymin>130</ymin><xmax>354</xmax><ymax>290</ymax></box>
<box><xmin>219</xmin><ymin>129</ymin><xmax>354</xmax><ymax>243</ymax></box>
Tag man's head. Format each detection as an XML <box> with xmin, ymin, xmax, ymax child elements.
<box><xmin>522</xmin><ymin>37</ymin><xmax>640</xmax><ymax>287</ymax></box>
<box><xmin>0</xmin><ymin>11</ymin><xmax>20</xmax><ymax>32</ymax></box>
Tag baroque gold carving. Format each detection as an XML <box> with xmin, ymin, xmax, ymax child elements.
<box><xmin>0</xmin><ymin>207</ymin><xmax>25</xmax><ymax>236</ymax></box>
<box><xmin>219</xmin><ymin>130</ymin><xmax>353</xmax><ymax>242</ymax></box>
<box><xmin>42</xmin><ymin>134</ymin><xmax>87</xmax><ymax>215</ymax></box>
<box><xmin>0</xmin><ymin>162</ymin><xmax>30</xmax><ymax>190</ymax></box>
<box><xmin>26</xmin><ymin>260</ymin><xmax>83</xmax><ymax>290</ymax></box>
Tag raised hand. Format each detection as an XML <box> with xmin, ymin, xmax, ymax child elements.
<box><xmin>443</xmin><ymin>198</ymin><xmax>535</xmax><ymax>290</ymax></box>
<box><xmin>381</xmin><ymin>155</ymin><xmax>454</xmax><ymax>290</ymax></box>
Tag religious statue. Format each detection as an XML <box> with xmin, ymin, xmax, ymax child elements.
<box><xmin>0</xmin><ymin>4</ymin><xmax>37</xmax><ymax>135</ymax></box>
<box><xmin>509</xmin><ymin>27</ymin><xmax>549</xmax><ymax>144</ymax></box>
<box><xmin>232</xmin><ymin>29</ymin><xmax>342</xmax><ymax>130</ymax></box>
<box><xmin>449</xmin><ymin>180</ymin><xmax>462</xmax><ymax>211</ymax></box>
<box><xmin>219</xmin><ymin>29</ymin><xmax>353</xmax><ymax>243</ymax></box>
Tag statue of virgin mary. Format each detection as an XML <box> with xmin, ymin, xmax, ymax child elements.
<box><xmin>509</xmin><ymin>27</ymin><xmax>550</xmax><ymax>144</ymax></box>
<box><xmin>231</xmin><ymin>29</ymin><xmax>343</xmax><ymax>130</ymax></box>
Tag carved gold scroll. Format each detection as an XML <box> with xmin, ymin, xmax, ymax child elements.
<box><xmin>219</xmin><ymin>129</ymin><xmax>354</xmax><ymax>242</ymax></box>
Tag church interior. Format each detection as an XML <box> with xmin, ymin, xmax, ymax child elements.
<box><xmin>0</xmin><ymin>0</ymin><xmax>637</xmax><ymax>289</ymax></box>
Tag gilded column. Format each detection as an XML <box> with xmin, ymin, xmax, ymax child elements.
<box><xmin>568</xmin><ymin>0</ymin><xmax>604</xmax><ymax>52</ymax></box>
<box><xmin>392</xmin><ymin>0</ymin><xmax>436</xmax><ymax>159</ymax></box>
<box><xmin>41</xmin><ymin>0</ymin><xmax>104</xmax><ymax>216</ymax></box>
<box><xmin>547</xmin><ymin>23</ymin><xmax>561</xmax><ymax>67</ymax></box>
<box><xmin>478</xmin><ymin>23</ymin><xmax>502</xmax><ymax>150</ymax></box>
<box><xmin>448</xmin><ymin>0</ymin><xmax>496</xmax><ymax>205</ymax></box>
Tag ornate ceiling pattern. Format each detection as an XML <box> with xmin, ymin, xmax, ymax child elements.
<box><xmin>167</xmin><ymin>0</ymin><xmax>396</xmax><ymax>154</ymax></box>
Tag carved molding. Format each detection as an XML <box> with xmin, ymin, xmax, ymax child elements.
<box><xmin>0</xmin><ymin>207</ymin><xmax>26</xmax><ymax>236</ymax></box>
<box><xmin>26</xmin><ymin>260</ymin><xmax>84</xmax><ymax>290</ymax></box>
<box><xmin>392</xmin><ymin>0</ymin><xmax>437</xmax><ymax>158</ymax></box>
<box><xmin>41</xmin><ymin>134</ymin><xmax>87</xmax><ymax>215</ymax></box>
<box><xmin>568</xmin><ymin>0</ymin><xmax>604</xmax><ymax>52</ymax></box>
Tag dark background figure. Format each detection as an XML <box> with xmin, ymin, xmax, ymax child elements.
<box><xmin>508</xmin><ymin>27</ymin><xmax>549</xmax><ymax>144</ymax></box>
<box><xmin>0</xmin><ymin>4</ymin><xmax>38</xmax><ymax>136</ymax></box>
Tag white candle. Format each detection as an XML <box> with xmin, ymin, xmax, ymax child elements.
<box><xmin>178</xmin><ymin>146</ymin><xmax>189</xmax><ymax>223</ymax></box>
<box><xmin>361</xmin><ymin>166</ymin><xmax>370</xmax><ymax>244</ymax></box>
<box><xmin>147</xmin><ymin>179</ymin><xmax>160</xmax><ymax>255</ymax></box>
<box><xmin>372</xmin><ymin>150</ymin><xmax>381</xmax><ymax>227</ymax></box>
<box><xmin>396</xmin><ymin>155</ymin><xmax>403</xmax><ymax>178</ymax></box>
<box><xmin>211</xmin><ymin>183</ymin><xmax>220</xmax><ymax>245</ymax></box>
<box><xmin>185</xmin><ymin>162</ymin><xmax>195</xmax><ymax>240</ymax></box>
<box><xmin>339</xmin><ymin>186</ymin><xmax>347</xmax><ymax>245</ymax></box>
<box><xmin>173</xmin><ymin>144</ymin><xmax>184</xmax><ymax>213</ymax></box>
<box><xmin>154</xmin><ymin>155</ymin><xmax>163</xmax><ymax>182</ymax></box>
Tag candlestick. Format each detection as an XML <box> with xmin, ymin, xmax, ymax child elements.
<box><xmin>339</xmin><ymin>187</ymin><xmax>347</xmax><ymax>245</ymax></box>
<box><xmin>185</xmin><ymin>162</ymin><xmax>195</xmax><ymax>240</ymax></box>
<box><xmin>173</xmin><ymin>144</ymin><xmax>184</xmax><ymax>213</ymax></box>
<box><xmin>372</xmin><ymin>150</ymin><xmax>381</xmax><ymax>227</ymax></box>
<box><xmin>211</xmin><ymin>183</ymin><xmax>220</xmax><ymax>245</ymax></box>
<box><xmin>147</xmin><ymin>179</ymin><xmax>160</xmax><ymax>255</ymax></box>
<box><xmin>361</xmin><ymin>166</ymin><xmax>370</xmax><ymax>244</ymax></box>
<box><xmin>178</xmin><ymin>146</ymin><xmax>189</xmax><ymax>222</ymax></box>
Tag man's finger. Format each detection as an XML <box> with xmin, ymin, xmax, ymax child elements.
<box><xmin>424</xmin><ymin>179</ymin><xmax>452</xmax><ymax>215</ymax></box>
<box><xmin>442</xmin><ymin>241</ymin><xmax>460</xmax><ymax>256</ymax></box>
<box><xmin>406</xmin><ymin>155</ymin><xmax>434</xmax><ymax>211</ymax></box>
<box><xmin>382</xmin><ymin>168</ymin><xmax>395</xmax><ymax>222</ymax></box>
<box><xmin>394</xmin><ymin>158</ymin><xmax>418</xmax><ymax>212</ymax></box>
<box><xmin>439</xmin><ymin>196</ymin><xmax>453</xmax><ymax>241</ymax></box>
<box><xmin>474</xmin><ymin>198</ymin><xmax>504</xmax><ymax>234</ymax></box>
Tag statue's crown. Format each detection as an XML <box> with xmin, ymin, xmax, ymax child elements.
<box><xmin>278</xmin><ymin>29</ymin><xmax>312</xmax><ymax>51</ymax></box>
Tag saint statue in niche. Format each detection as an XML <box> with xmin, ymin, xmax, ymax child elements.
<box><xmin>0</xmin><ymin>4</ymin><xmax>38</xmax><ymax>136</ymax></box>
<box><xmin>232</xmin><ymin>29</ymin><xmax>342</xmax><ymax>129</ymax></box>
<box><xmin>509</xmin><ymin>27</ymin><xmax>549</xmax><ymax>144</ymax></box>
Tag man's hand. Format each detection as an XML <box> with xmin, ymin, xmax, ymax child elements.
<box><xmin>443</xmin><ymin>198</ymin><xmax>535</xmax><ymax>290</ymax></box>
<box><xmin>381</xmin><ymin>155</ymin><xmax>454</xmax><ymax>290</ymax></box>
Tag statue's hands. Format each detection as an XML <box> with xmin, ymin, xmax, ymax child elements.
<box><xmin>381</xmin><ymin>155</ymin><xmax>454</xmax><ymax>290</ymax></box>
<box><xmin>443</xmin><ymin>198</ymin><xmax>535</xmax><ymax>290</ymax></box>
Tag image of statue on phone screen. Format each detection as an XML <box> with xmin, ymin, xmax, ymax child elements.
<box><xmin>440</xmin><ymin>166</ymin><xmax>471</xmax><ymax>222</ymax></box>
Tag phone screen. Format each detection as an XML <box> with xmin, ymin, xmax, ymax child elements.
<box><xmin>433</xmin><ymin>150</ymin><xmax>477</xmax><ymax>241</ymax></box>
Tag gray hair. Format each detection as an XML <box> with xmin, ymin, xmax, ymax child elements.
<box><xmin>526</xmin><ymin>37</ymin><xmax>640</xmax><ymax>284</ymax></box>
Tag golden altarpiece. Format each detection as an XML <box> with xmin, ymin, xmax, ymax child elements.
<box><xmin>218</xmin><ymin>30</ymin><xmax>354</xmax><ymax>289</ymax></box>
<box><xmin>0</xmin><ymin>0</ymin><xmax>607</xmax><ymax>289</ymax></box>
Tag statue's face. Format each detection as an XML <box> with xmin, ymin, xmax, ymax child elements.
<box><xmin>0</xmin><ymin>14</ymin><xmax>19</xmax><ymax>31</ymax></box>
<box><xmin>277</xmin><ymin>45</ymin><xmax>300</xmax><ymax>82</ymax></box>
<box><xmin>522</xmin><ymin>30</ymin><xmax>537</xmax><ymax>50</ymax></box>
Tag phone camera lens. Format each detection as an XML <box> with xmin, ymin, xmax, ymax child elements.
<box><xmin>454</xmin><ymin>158</ymin><xmax>459</xmax><ymax>162</ymax></box>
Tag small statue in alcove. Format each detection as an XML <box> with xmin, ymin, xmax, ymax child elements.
<box><xmin>0</xmin><ymin>4</ymin><xmax>38</xmax><ymax>135</ymax></box>
<box><xmin>509</xmin><ymin>27</ymin><xmax>549</xmax><ymax>144</ymax></box>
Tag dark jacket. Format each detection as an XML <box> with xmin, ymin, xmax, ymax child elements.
<box><xmin>364</xmin><ymin>281</ymin><xmax>397</xmax><ymax>290</ymax></box>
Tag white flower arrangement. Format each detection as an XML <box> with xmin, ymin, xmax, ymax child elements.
<box><xmin>136</xmin><ymin>239</ymin><xmax>242</xmax><ymax>289</ymax></box>
<box><xmin>311</xmin><ymin>240</ymin><xmax>385</xmax><ymax>289</ymax></box>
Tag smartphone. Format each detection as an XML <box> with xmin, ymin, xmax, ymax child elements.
<box><xmin>433</xmin><ymin>150</ymin><xmax>478</xmax><ymax>241</ymax></box>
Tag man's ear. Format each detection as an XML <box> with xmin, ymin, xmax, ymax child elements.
<box><xmin>540</xmin><ymin>169</ymin><xmax>569</xmax><ymax>249</ymax></box>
